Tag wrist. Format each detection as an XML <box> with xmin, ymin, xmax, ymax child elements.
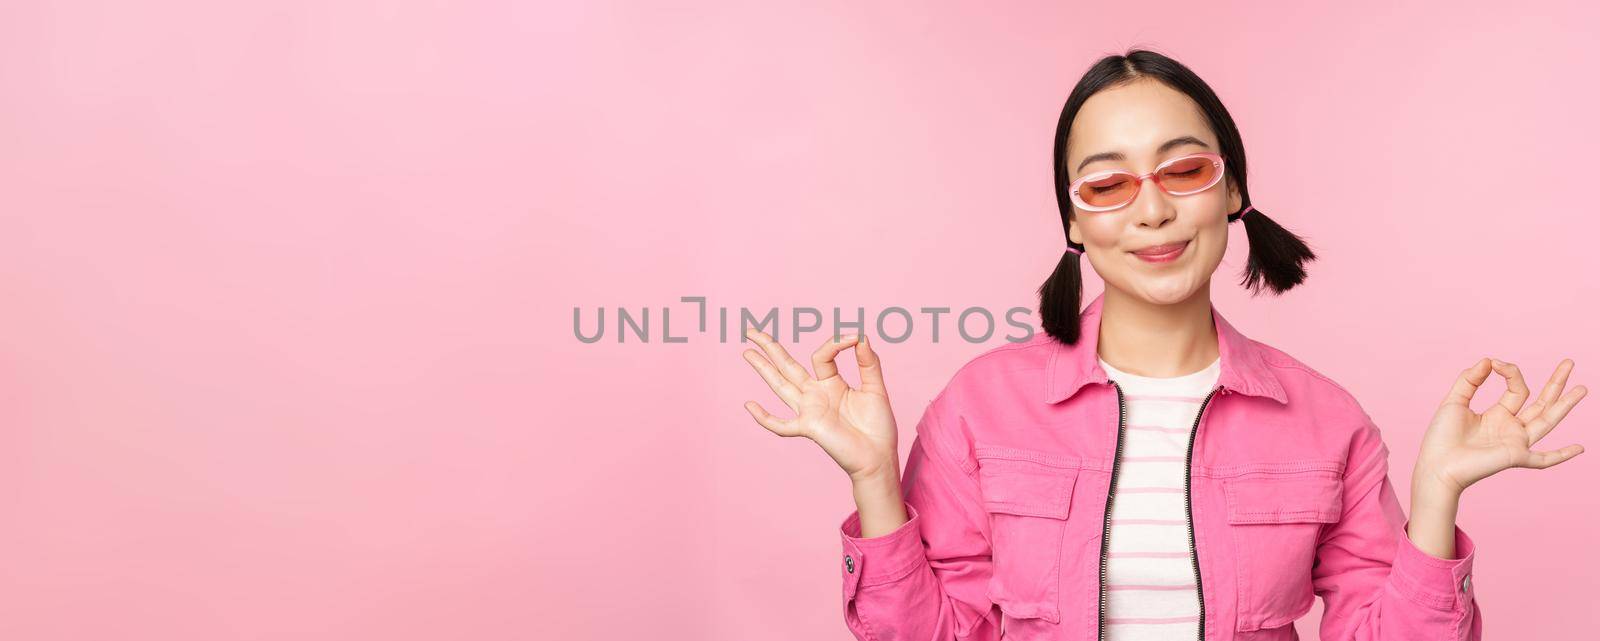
<box><xmin>1410</xmin><ymin>476</ymin><xmax>1462</xmax><ymax>515</ymax></box>
<box><xmin>1411</xmin><ymin>458</ymin><xmax>1465</xmax><ymax>496</ymax></box>
<box><xmin>851</xmin><ymin>464</ymin><xmax>901</xmax><ymax>488</ymax></box>
<box><xmin>1413</xmin><ymin>472</ymin><xmax>1462</xmax><ymax>495</ymax></box>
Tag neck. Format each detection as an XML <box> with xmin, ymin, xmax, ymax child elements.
<box><xmin>1097</xmin><ymin>287</ymin><xmax>1220</xmax><ymax>378</ymax></box>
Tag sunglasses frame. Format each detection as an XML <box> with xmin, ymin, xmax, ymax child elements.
<box><xmin>1068</xmin><ymin>151</ymin><xmax>1228</xmax><ymax>213</ymax></box>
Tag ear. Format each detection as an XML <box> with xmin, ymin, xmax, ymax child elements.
<box><xmin>1226</xmin><ymin>177</ymin><xmax>1243</xmax><ymax>214</ymax></box>
<box><xmin>1066</xmin><ymin>212</ymin><xmax>1082</xmax><ymax>246</ymax></box>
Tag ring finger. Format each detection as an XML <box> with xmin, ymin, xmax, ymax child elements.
<box><xmin>743</xmin><ymin>349</ymin><xmax>801</xmax><ymax>411</ymax></box>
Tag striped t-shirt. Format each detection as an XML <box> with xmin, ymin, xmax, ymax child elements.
<box><xmin>1098</xmin><ymin>354</ymin><xmax>1220</xmax><ymax>641</ymax></box>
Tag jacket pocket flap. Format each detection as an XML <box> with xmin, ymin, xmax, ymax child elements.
<box><xmin>1223</xmin><ymin>474</ymin><xmax>1343</xmax><ymax>524</ymax></box>
<box><xmin>975</xmin><ymin>448</ymin><xmax>1079</xmax><ymax>520</ymax></box>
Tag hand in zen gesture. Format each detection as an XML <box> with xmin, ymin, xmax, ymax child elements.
<box><xmin>1416</xmin><ymin>358</ymin><xmax>1587</xmax><ymax>494</ymax></box>
<box><xmin>739</xmin><ymin>329</ymin><xmax>901</xmax><ymax>484</ymax></box>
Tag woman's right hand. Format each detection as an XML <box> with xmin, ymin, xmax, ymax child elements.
<box><xmin>741</xmin><ymin>328</ymin><xmax>900</xmax><ymax>484</ymax></box>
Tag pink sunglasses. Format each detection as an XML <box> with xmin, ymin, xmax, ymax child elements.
<box><xmin>1068</xmin><ymin>152</ymin><xmax>1228</xmax><ymax>213</ymax></box>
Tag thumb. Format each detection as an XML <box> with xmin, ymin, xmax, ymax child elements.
<box><xmin>855</xmin><ymin>331</ymin><xmax>887</xmax><ymax>394</ymax></box>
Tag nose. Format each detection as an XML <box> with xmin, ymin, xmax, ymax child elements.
<box><xmin>1129</xmin><ymin>174</ymin><xmax>1178</xmax><ymax>229</ymax></box>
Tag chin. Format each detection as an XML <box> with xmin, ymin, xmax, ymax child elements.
<box><xmin>1133</xmin><ymin>280</ymin><xmax>1206</xmax><ymax>305</ymax></box>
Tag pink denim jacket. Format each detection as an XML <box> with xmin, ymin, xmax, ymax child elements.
<box><xmin>838</xmin><ymin>293</ymin><xmax>1482</xmax><ymax>640</ymax></box>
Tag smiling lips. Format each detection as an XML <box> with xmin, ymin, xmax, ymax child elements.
<box><xmin>1130</xmin><ymin>240</ymin><xmax>1189</xmax><ymax>263</ymax></box>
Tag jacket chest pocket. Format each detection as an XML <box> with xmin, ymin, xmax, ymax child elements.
<box><xmin>1223</xmin><ymin>468</ymin><xmax>1344</xmax><ymax>632</ymax></box>
<box><xmin>974</xmin><ymin>448</ymin><xmax>1080</xmax><ymax>629</ymax></box>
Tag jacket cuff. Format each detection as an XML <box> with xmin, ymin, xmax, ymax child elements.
<box><xmin>839</xmin><ymin>502</ymin><xmax>926</xmax><ymax>598</ymax></box>
<box><xmin>1389</xmin><ymin>519</ymin><xmax>1476</xmax><ymax>612</ymax></box>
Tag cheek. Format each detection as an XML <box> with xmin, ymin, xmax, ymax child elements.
<box><xmin>1200</xmin><ymin>218</ymin><xmax>1229</xmax><ymax>248</ymax></box>
<box><xmin>1191</xmin><ymin>222</ymin><xmax>1230</xmax><ymax>268</ymax></box>
<box><xmin>1077</xmin><ymin>214</ymin><xmax>1122</xmax><ymax>246</ymax></box>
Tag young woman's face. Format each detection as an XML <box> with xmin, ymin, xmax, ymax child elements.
<box><xmin>1065</xmin><ymin>78</ymin><xmax>1242</xmax><ymax>306</ymax></box>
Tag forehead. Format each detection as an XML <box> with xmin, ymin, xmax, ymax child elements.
<box><xmin>1066</xmin><ymin>79</ymin><xmax>1216</xmax><ymax>175</ymax></box>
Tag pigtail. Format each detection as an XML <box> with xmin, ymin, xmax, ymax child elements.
<box><xmin>1231</xmin><ymin>205</ymin><xmax>1317</xmax><ymax>295</ymax></box>
<box><xmin>1037</xmin><ymin>244</ymin><xmax>1085</xmax><ymax>344</ymax></box>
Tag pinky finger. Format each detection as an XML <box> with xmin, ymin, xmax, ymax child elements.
<box><xmin>746</xmin><ymin>401</ymin><xmax>803</xmax><ymax>437</ymax></box>
<box><xmin>1522</xmin><ymin>444</ymin><xmax>1586</xmax><ymax>469</ymax></box>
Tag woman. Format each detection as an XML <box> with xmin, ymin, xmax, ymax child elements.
<box><xmin>739</xmin><ymin>49</ymin><xmax>1585</xmax><ymax>641</ymax></box>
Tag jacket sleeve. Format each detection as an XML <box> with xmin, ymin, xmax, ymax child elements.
<box><xmin>1311</xmin><ymin>409</ymin><xmax>1483</xmax><ymax>641</ymax></box>
<box><xmin>838</xmin><ymin>393</ymin><xmax>1001</xmax><ymax>641</ymax></box>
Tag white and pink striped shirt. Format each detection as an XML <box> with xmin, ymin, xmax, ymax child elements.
<box><xmin>1098</xmin><ymin>355</ymin><xmax>1220</xmax><ymax>641</ymax></box>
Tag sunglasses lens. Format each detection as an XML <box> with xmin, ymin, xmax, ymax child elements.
<box><xmin>1078</xmin><ymin>173</ymin><xmax>1138</xmax><ymax>208</ymax></box>
<box><xmin>1157</xmin><ymin>156</ymin><xmax>1219</xmax><ymax>193</ymax></box>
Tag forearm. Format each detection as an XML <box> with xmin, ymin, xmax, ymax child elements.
<box><xmin>852</xmin><ymin>467</ymin><xmax>909</xmax><ymax>539</ymax></box>
<box><xmin>1406</xmin><ymin>477</ymin><xmax>1462</xmax><ymax>560</ymax></box>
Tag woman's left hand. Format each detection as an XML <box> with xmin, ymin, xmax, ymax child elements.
<box><xmin>1416</xmin><ymin>357</ymin><xmax>1587</xmax><ymax>495</ymax></box>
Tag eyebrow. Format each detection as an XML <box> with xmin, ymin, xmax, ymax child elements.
<box><xmin>1075</xmin><ymin>136</ymin><xmax>1211</xmax><ymax>174</ymax></box>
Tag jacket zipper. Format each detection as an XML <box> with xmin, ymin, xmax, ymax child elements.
<box><xmin>1098</xmin><ymin>381</ymin><xmax>1223</xmax><ymax>641</ymax></box>
<box><xmin>1097</xmin><ymin>381</ymin><xmax>1127</xmax><ymax>641</ymax></box>
<box><xmin>1184</xmin><ymin>385</ymin><xmax>1222</xmax><ymax>641</ymax></box>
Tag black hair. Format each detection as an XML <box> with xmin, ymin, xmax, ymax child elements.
<box><xmin>1038</xmin><ymin>48</ymin><xmax>1317</xmax><ymax>344</ymax></box>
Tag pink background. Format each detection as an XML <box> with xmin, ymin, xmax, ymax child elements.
<box><xmin>2</xmin><ymin>1</ymin><xmax>1597</xmax><ymax>639</ymax></box>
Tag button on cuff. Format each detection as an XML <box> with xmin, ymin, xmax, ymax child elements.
<box><xmin>839</xmin><ymin>502</ymin><xmax>927</xmax><ymax>596</ymax></box>
<box><xmin>1390</xmin><ymin>519</ymin><xmax>1477</xmax><ymax>611</ymax></box>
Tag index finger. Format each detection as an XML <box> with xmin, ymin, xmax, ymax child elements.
<box><xmin>1442</xmin><ymin>357</ymin><xmax>1495</xmax><ymax>409</ymax></box>
<box><xmin>812</xmin><ymin>333</ymin><xmax>861</xmax><ymax>381</ymax></box>
<box><xmin>1491</xmin><ymin>359</ymin><xmax>1532</xmax><ymax>415</ymax></box>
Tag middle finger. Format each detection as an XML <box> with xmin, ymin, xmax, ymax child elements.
<box><xmin>1524</xmin><ymin>384</ymin><xmax>1588</xmax><ymax>445</ymax></box>
<box><xmin>1518</xmin><ymin>359</ymin><xmax>1574</xmax><ymax>424</ymax></box>
<box><xmin>745</xmin><ymin>328</ymin><xmax>811</xmax><ymax>385</ymax></box>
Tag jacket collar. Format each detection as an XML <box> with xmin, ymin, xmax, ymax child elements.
<box><xmin>1043</xmin><ymin>292</ymin><xmax>1287</xmax><ymax>405</ymax></box>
